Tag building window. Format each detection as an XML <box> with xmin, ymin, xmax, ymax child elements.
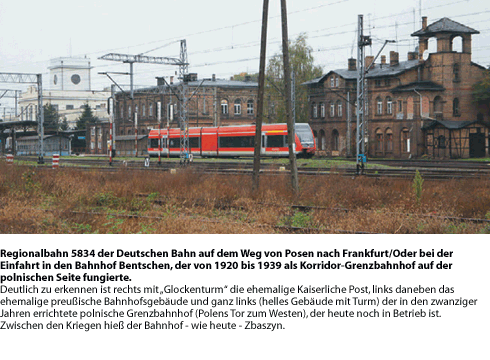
<box><xmin>386</xmin><ymin>97</ymin><xmax>393</xmax><ymax>115</ymax></box>
<box><xmin>221</xmin><ymin>100</ymin><xmax>229</xmax><ymax>115</ymax></box>
<box><xmin>330</xmin><ymin>77</ymin><xmax>335</xmax><ymax>87</ymax></box>
<box><xmin>142</xmin><ymin>105</ymin><xmax>146</xmax><ymax>116</ymax></box>
<box><xmin>401</xmin><ymin>128</ymin><xmax>410</xmax><ymax>153</ymax></box>
<box><xmin>337</xmin><ymin>101</ymin><xmax>342</xmax><ymax>117</ymax></box>
<box><xmin>437</xmin><ymin>135</ymin><xmax>446</xmax><ymax>149</ymax></box>
<box><xmin>91</xmin><ymin>127</ymin><xmax>95</xmax><ymax>136</ymax></box>
<box><xmin>320</xmin><ymin>102</ymin><xmax>325</xmax><ymax>118</ymax></box>
<box><xmin>453</xmin><ymin>64</ymin><xmax>460</xmax><ymax>82</ymax></box>
<box><xmin>128</xmin><ymin>106</ymin><xmax>132</xmax><ymax>117</ymax></box>
<box><xmin>376</xmin><ymin>128</ymin><xmax>383</xmax><ymax>152</ymax></box>
<box><xmin>202</xmin><ymin>96</ymin><xmax>207</xmax><ymax>114</ymax></box>
<box><xmin>66</xmin><ymin>105</ymin><xmax>74</xmax><ymax>110</ymax></box>
<box><xmin>319</xmin><ymin>129</ymin><xmax>326</xmax><ymax>150</ymax></box>
<box><xmin>312</xmin><ymin>103</ymin><xmax>317</xmax><ymax>118</ymax></box>
<box><xmin>149</xmin><ymin>104</ymin><xmax>153</xmax><ymax>117</ymax></box>
<box><xmin>234</xmin><ymin>99</ymin><xmax>241</xmax><ymax>115</ymax></box>
<box><xmin>453</xmin><ymin>98</ymin><xmax>460</xmax><ymax>116</ymax></box>
<box><xmin>376</xmin><ymin>97</ymin><xmax>383</xmax><ymax>115</ymax></box>
<box><xmin>398</xmin><ymin>100</ymin><xmax>403</xmax><ymax>113</ymax></box>
<box><xmin>384</xmin><ymin>79</ymin><xmax>391</xmax><ymax>87</ymax></box>
<box><xmin>434</xmin><ymin>96</ymin><xmax>443</xmax><ymax>117</ymax></box>
<box><xmin>385</xmin><ymin>128</ymin><xmax>393</xmax><ymax>152</ymax></box>
<box><xmin>247</xmin><ymin>100</ymin><xmax>254</xmax><ymax>115</ymax></box>
<box><xmin>330</xmin><ymin>103</ymin><xmax>335</xmax><ymax>117</ymax></box>
<box><xmin>335</xmin><ymin>77</ymin><xmax>339</xmax><ymax>87</ymax></box>
<box><xmin>375</xmin><ymin>79</ymin><xmax>382</xmax><ymax>87</ymax></box>
<box><xmin>332</xmin><ymin>130</ymin><xmax>339</xmax><ymax>151</ymax></box>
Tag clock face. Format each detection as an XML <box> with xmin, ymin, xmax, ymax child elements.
<box><xmin>54</xmin><ymin>75</ymin><xmax>58</xmax><ymax>85</ymax></box>
<box><xmin>71</xmin><ymin>74</ymin><xmax>81</xmax><ymax>85</ymax></box>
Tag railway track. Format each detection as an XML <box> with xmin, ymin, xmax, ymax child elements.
<box><xmin>7</xmin><ymin>156</ymin><xmax>490</xmax><ymax>180</ymax></box>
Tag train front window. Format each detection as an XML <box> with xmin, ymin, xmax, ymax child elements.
<box><xmin>295</xmin><ymin>124</ymin><xmax>314</xmax><ymax>145</ymax></box>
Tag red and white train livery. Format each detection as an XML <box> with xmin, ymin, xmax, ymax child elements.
<box><xmin>147</xmin><ymin>123</ymin><xmax>316</xmax><ymax>158</ymax></box>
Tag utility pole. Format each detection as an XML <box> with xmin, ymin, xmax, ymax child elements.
<box><xmin>347</xmin><ymin>91</ymin><xmax>351</xmax><ymax>157</ymax></box>
<box><xmin>253</xmin><ymin>0</ymin><xmax>269</xmax><ymax>192</ymax></box>
<box><xmin>281</xmin><ymin>0</ymin><xmax>299</xmax><ymax>193</ymax></box>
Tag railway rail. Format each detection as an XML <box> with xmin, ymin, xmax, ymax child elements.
<box><xmin>5</xmin><ymin>156</ymin><xmax>490</xmax><ymax>180</ymax></box>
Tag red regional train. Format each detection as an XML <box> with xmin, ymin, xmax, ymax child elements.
<box><xmin>147</xmin><ymin>123</ymin><xmax>316</xmax><ymax>158</ymax></box>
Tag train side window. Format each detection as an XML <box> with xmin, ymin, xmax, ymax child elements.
<box><xmin>267</xmin><ymin>135</ymin><xmax>285</xmax><ymax>147</ymax></box>
<box><xmin>219</xmin><ymin>136</ymin><xmax>254</xmax><ymax>148</ymax></box>
<box><xmin>150</xmin><ymin>139</ymin><xmax>159</xmax><ymax>148</ymax></box>
<box><xmin>262</xmin><ymin>135</ymin><xmax>265</xmax><ymax>148</ymax></box>
<box><xmin>189</xmin><ymin>137</ymin><xmax>200</xmax><ymax>148</ymax></box>
<box><xmin>169</xmin><ymin>138</ymin><xmax>180</xmax><ymax>148</ymax></box>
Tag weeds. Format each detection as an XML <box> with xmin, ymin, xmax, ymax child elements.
<box><xmin>412</xmin><ymin>170</ymin><xmax>424</xmax><ymax>206</ymax></box>
<box><xmin>0</xmin><ymin>161</ymin><xmax>489</xmax><ymax>234</ymax></box>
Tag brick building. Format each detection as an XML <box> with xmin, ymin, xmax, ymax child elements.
<box><xmin>114</xmin><ymin>74</ymin><xmax>258</xmax><ymax>137</ymax></box>
<box><xmin>304</xmin><ymin>17</ymin><xmax>490</xmax><ymax>159</ymax></box>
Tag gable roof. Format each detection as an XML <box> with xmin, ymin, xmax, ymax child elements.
<box><xmin>412</xmin><ymin>18</ymin><xmax>479</xmax><ymax>37</ymax></box>
<box><xmin>302</xmin><ymin>60</ymin><xmax>420</xmax><ymax>86</ymax></box>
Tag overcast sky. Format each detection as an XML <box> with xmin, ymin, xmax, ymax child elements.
<box><xmin>0</xmin><ymin>0</ymin><xmax>489</xmax><ymax>113</ymax></box>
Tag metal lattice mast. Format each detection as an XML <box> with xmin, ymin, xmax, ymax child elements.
<box><xmin>178</xmin><ymin>40</ymin><xmax>190</xmax><ymax>165</ymax></box>
<box><xmin>356</xmin><ymin>15</ymin><xmax>371</xmax><ymax>172</ymax></box>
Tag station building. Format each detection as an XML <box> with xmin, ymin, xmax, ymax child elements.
<box><xmin>304</xmin><ymin>17</ymin><xmax>490</xmax><ymax>159</ymax></box>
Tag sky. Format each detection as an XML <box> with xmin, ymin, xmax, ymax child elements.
<box><xmin>0</xmin><ymin>0</ymin><xmax>489</xmax><ymax>114</ymax></box>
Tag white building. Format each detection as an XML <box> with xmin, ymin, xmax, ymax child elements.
<box><xmin>18</xmin><ymin>57</ymin><xmax>111</xmax><ymax>129</ymax></box>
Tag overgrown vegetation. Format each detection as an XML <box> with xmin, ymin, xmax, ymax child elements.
<box><xmin>0</xmin><ymin>161</ymin><xmax>489</xmax><ymax>234</ymax></box>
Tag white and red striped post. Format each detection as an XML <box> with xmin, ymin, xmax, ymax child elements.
<box><xmin>157</xmin><ymin>101</ymin><xmax>161</xmax><ymax>165</ymax></box>
<box><xmin>6</xmin><ymin>154</ymin><xmax>14</xmax><ymax>165</ymax></box>
<box><xmin>52</xmin><ymin>154</ymin><xmax>59</xmax><ymax>169</ymax></box>
<box><xmin>108</xmin><ymin>97</ymin><xmax>114</xmax><ymax>166</ymax></box>
<box><xmin>134</xmin><ymin>112</ymin><xmax>138</xmax><ymax>158</ymax></box>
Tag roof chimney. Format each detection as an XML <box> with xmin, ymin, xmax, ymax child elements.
<box><xmin>212</xmin><ymin>74</ymin><xmax>216</xmax><ymax>82</ymax></box>
<box><xmin>365</xmin><ymin>56</ymin><xmax>375</xmax><ymax>70</ymax></box>
<box><xmin>381</xmin><ymin>55</ymin><xmax>386</xmax><ymax>65</ymax></box>
<box><xmin>348</xmin><ymin>58</ymin><xmax>357</xmax><ymax>71</ymax></box>
<box><xmin>407</xmin><ymin>51</ymin><xmax>418</xmax><ymax>61</ymax></box>
<box><xmin>170</xmin><ymin>76</ymin><xmax>174</xmax><ymax>84</ymax></box>
<box><xmin>422</xmin><ymin>16</ymin><xmax>428</xmax><ymax>30</ymax></box>
<box><xmin>390</xmin><ymin>51</ymin><xmax>399</xmax><ymax>66</ymax></box>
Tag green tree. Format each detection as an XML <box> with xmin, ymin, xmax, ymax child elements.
<box><xmin>43</xmin><ymin>103</ymin><xmax>60</xmax><ymax>132</ymax></box>
<box><xmin>76</xmin><ymin>104</ymin><xmax>98</xmax><ymax>130</ymax></box>
<box><xmin>60</xmin><ymin>117</ymin><xmax>69</xmax><ymax>131</ymax></box>
<box><xmin>232</xmin><ymin>72</ymin><xmax>259</xmax><ymax>82</ymax></box>
<box><xmin>472</xmin><ymin>67</ymin><xmax>490</xmax><ymax>106</ymax></box>
<box><xmin>264</xmin><ymin>33</ymin><xmax>323</xmax><ymax>123</ymax></box>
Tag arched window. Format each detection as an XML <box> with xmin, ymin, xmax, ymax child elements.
<box><xmin>319</xmin><ymin>129</ymin><xmax>326</xmax><ymax>150</ymax></box>
<box><xmin>320</xmin><ymin>102</ymin><xmax>325</xmax><ymax>118</ymax></box>
<box><xmin>453</xmin><ymin>98</ymin><xmax>460</xmax><ymax>116</ymax></box>
<box><xmin>376</xmin><ymin>97</ymin><xmax>383</xmax><ymax>115</ymax></box>
<box><xmin>332</xmin><ymin>129</ymin><xmax>339</xmax><ymax>151</ymax></box>
<box><xmin>221</xmin><ymin>99</ymin><xmax>229</xmax><ymax>115</ymax></box>
<box><xmin>149</xmin><ymin>104</ymin><xmax>153</xmax><ymax>117</ymax></box>
<box><xmin>434</xmin><ymin>96</ymin><xmax>443</xmax><ymax>115</ymax></box>
<box><xmin>386</xmin><ymin>97</ymin><xmax>393</xmax><ymax>115</ymax></box>
<box><xmin>128</xmin><ymin>105</ymin><xmax>132</xmax><ymax>117</ymax></box>
<box><xmin>385</xmin><ymin>128</ymin><xmax>393</xmax><ymax>152</ymax></box>
<box><xmin>337</xmin><ymin>101</ymin><xmax>342</xmax><ymax>117</ymax></box>
<box><xmin>234</xmin><ymin>99</ymin><xmax>241</xmax><ymax>115</ymax></box>
<box><xmin>401</xmin><ymin>128</ymin><xmax>410</xmax><ymax>153</ymax></box>
<box><xmin>330</xmin><ymin>102</ymin><xmax>335</xmax><ymax>117</ymax></box>
<box><xmin>247</xmin><ymin>99</ymin><xmax>254</xmax><ymax>115</ymax></box>
<box><xmin>452</xmin><ymin>36</ymin><xmax>463</xmax><ymax>53</ymax></box>
<box><xmin>376</xmin><ymin>128</ymin><xmax>383</xmax><ymax>152</ymax></box>
<box><xmin>142</xmin><ymin>105</ymin><xmax>146</xmax><ymax>116</ymax></box>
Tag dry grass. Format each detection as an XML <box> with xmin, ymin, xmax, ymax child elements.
<box><xmin>0</xmin><ymin>161</ymin><xmax>489</xmax><ymax>234</ymax></box>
